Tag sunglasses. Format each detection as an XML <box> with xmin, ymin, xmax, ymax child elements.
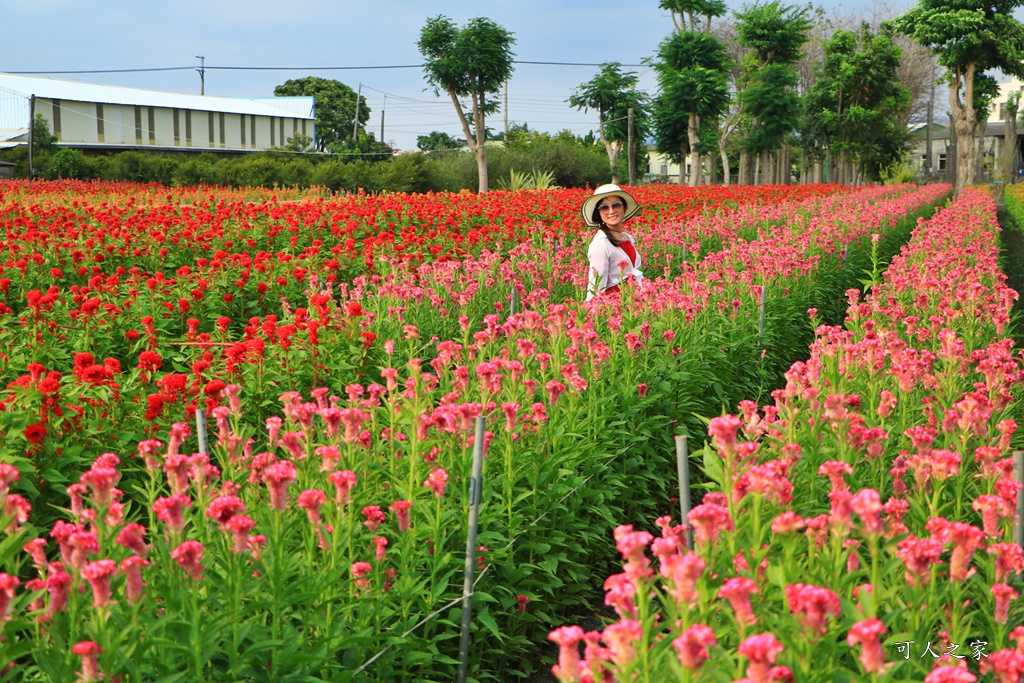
<box><xmin>598</xmin><ymin>201</ymin><xmax>624</xmax><ymax>212</ymax></box>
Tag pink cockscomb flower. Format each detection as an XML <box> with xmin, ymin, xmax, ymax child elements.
<box><xmin>205</xmin><ymin>495</ymin><xmax>246</xmax><ymax>529</ymax></box>
<box><xmin>719</xmin><ymin>577</ymin><xmax>759</xmax><ymax>626</ymax></box>
<box><xmin>738</xmin><ymin>633</ymin><xmax>784</xmax><ymax>683</ymax></box>
<box><xmin>262</xmin><ymin>460</ymin><xmax>297</xmax><ymax>511</ymax></box>
<box><xmin>785</xmin><ymin>583</ymin><xmax>840</xmax><ymax>637</ymax></box>
<box><xmin>297</xmin><ymin>489</ymin><xmax>327</xmax><ymax>525</ymax></box>
<box><xmin>171</xmin><ymin>540</ymin><xmax>204</xmax><ymax>581</ymax></box>
<box><xmin>153</xmin><ymin>494</ymin><xmax>192</xmax><ymax>535</ymax></box>
<box><xmin>947</xmin><ymin>522</ymin><xmax>985</xmax><ymax>581</ymax></box>
<box><xmin>81</xmin><ymin>559</ymin><xmax>117</xmax><ymax>608</ymax></box>
<box><xmin>71</xmin><ymin>641</ymin><xmax>102</xmax><ymax>682</ymax></box>
<box><xmin>988</xmin><ymin>543</ymin><xmax>1024</xmax><ymax>583</ymax></box>
<box><xmin>979</xmin><ymin>649</ymin><xmax>1024</xmax><ymax>683</ymax></box>
<box><xmin>847</xmin><ymin>617</ymin><xmax>887</xmax><ymax>674</ymax></box>
<box><xmin>327</xmin><ymin>470</ymin><xmax>357</xmax><ymax>504</ymax></box>
<box><xmin>992</xmin><ymin>583</ymin><xmax>1019</xmax><ymax>624</ymax></box>
<box><xmin>115</xmin><ymin>522</ymin><xmax>149</xmax><ymax>556</ymax></box>
<box><xmin>548</xmin><ymin>625</ymin><xmax>585</xmax><ymax>683</ymax></box>
<box><xmin>389</xmin><ymin>500</ymin><xmax>413</xmax><ymax>532</ymax></box>
<box><xmin>673</xmin><ymin>623</ymin><xmax>716</xmax><ymax>670</ymax></box>
<box><xmin>362</xmin><ymin>506</ymin><xmax>386</xmax><ymax>532</ymax></box>
<box><xmin>924</xmin><ymin>666</ymin><xmax>977</xmax><ymax>683</ymax></box>
<box><xmin>424</xmin><ymin>468</ymin><xmax>449</xmax><ymax>498</ymax></box>
<box><xmin>225</xmin><ymin>515</ymin><xmax>256</xmax><ymax>554</ymax></box>
<box><xmin>603</xmin><ymin>618</ymin><xmax>642</xmax><ymax>669</ymax></box>
<box><xmin>687</xmin><ymin>503</ymin><xmax>734</xmax><ymax>549</ymax></box>
<box><xmin>120</xmin><ymin>556</ymin><xmax>149</xmax><ymax>605</ymax></box>
<box><xmin>351</xmin><ymin>561</ymin><xmax>373</xmax><ymax>590</ymax></box>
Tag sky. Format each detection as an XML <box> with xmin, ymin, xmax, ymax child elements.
<box><xmin>4</xmin><ymin>0</ymin><xmax>913</xmax><ymax>151</ymax></box>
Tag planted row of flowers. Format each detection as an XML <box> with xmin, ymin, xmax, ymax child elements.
<box><xmin>0</xmin><ymin>181</ymin><xmax>949</xmax><ymax>680</ymax></box>
<box><xmin>548</xmin><ymin>186</ymin><xmax>1024</xmax><ymax>683</ymax></box>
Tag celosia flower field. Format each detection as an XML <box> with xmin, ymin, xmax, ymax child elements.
<box><xmin>549</xmin><ymin>187</ymin><xmax>1024</xmax><ymax>683</ymax></box>
<box><xmin>0</xmin><ymin>179</ymin><xmax>1003</xmax><ymax>682</ymax></box>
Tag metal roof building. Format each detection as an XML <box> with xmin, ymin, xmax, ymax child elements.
<box><xmin>0</xmin><ymin>73</ymin><xmax>315</xmax><ymax>152</ymax></box>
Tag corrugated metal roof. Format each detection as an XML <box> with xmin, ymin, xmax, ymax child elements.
<box><xmin>0</xmin><ymin>73</ymin><xmax>314</xmax><ymax>119</ymax></box>
<box><xmin>247</xmin><ymin>96</ymin><xmax>315</xmax><ymax>118</ymax></box>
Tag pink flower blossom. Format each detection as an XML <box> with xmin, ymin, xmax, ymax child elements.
<box><xmin>548</xmin><ymin>625</ymin><xmax>585</xmax><ymax>683</ymax></box>
<box><xmin>0</xmin><ymin>574</ymin><xmax>19</xmax><ymax>623</ymax></box>
<box><xmin>603</xmin><ymin>618</ymin><xmax>642</xmax><ymax>669</ymax></box>
<box><xmin>327</xmin><ymin>470</ymin><xmax>357</xmax><ymax>504</ymax></box>
<box><xmin>116</xmin><ymin>523</ymin><xmax>149</xmax><ymax>556</ymax></box>
<box><xmin>785</xmin><ymin>583</ymin><xmax>840</xmax><ymax>636</ymax></box>
<box><xmin>988</xmin><ymin>543</ymin><xmax>1024</xmax><ymax>582</ymax></box>
<box><xmin>297</xmin><ymin>489</ymin><xmax>327</xmax><ymax>525</ymax></box>
<box><xmin>738</xmin><ymin>633</ymin><xmax>784</xmax><ymax>683</ymax></box>
<box><xmin>262</xmin><ymin>460</ymin><xmax>297</xmax><ymax>511</ymax></box>
<box><xmin>423</xmin><ymin>468</ymin><xmax>448</xmax><ymax>498</ymax></box>
<box><xmin>153</xmin><ymin>494</ymin><xmax>192</xmax><ymax>535</ymax></box>
<box><xmin>71</xmin><ymin>641</ymin><xmax>102</xmax><ymax>682</ymax></box>
<box><xmin>372</xmin><ymin>536</ymin><xmax>388</xmax><ymax>562</ymax></box>
<box><xmin>205</xmin><ymin>495</ymin><xmax>246</xmax><ymax>529</ymax></box>
<box><xmin>673</xmin><ymin>623</ymin><xmax>716</xmax><ymax>670</ymax></box>
<box><xmin>924</xmin><ymin>666</ymin><xmax>977</xmax><ymax>683</ymax></box>
<box><xmin>389</xmin><ymin>500</ymin><xmax>413</xmax><ymax>531</ymax></box>
<box><xmin>171</xmin><ymin>540</ymin><xmax>204</xmax><ymax>581</ymax></box>
<box><xmin>719</xmin><ymin>577</ymin><xmax>759</xmax><ymax>626</ymax></box>
<box><xmin>847</xmin><ymin>617</ymin><xmax>887</xmax><ymax>674</ymax></box>
<box><xmin>687</xmin><ymin>503</ymin><xmax>734</xmax><ymax>549</ymax></box>
<box><xmin>225</xmin><ymin>515</ymin><xmax>256</xmax><ymax>554</ymax></box>
<box><xmin>350</xmin><ymin>561</ymin><xmax>372</xmax><ymax>590</ymax></box>
<box><xmin>947</xmin><ymin>522</ymin><xmax>985</xmax><ymax>581</ymax></box>
<box><xmin>362</xmin><ymin>505</ymin><xmax>386</xmax><ymax>532</ymax></box>
<box><xmin>81</xmin><ymin>559</ymin><xmax>117</xmax><ymax>608</ymax></box>
<box><xmin>992</xmin><ymin>583</ymin><xmax>1018</xmax><ymax>624</ymax></box>
<box><xmin>120</xmin><ymin>556</ymin><xmax>148</xmax><ymax>605</ymax></box>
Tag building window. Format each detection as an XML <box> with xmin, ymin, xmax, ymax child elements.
<box><xmin>938</xmin><ymin>153</ymin><xmax>947</xmax><ymax>171</ymax></box>
<box><xmin>660</xmin><ymin>164</ymin><xmax>668</xmax><ymax>176</ymax></box>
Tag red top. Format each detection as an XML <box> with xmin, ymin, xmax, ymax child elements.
<box><xmin>620</xmin><ymin>240</ymin><xmax>637</xmax><ymax>267</ymax></box>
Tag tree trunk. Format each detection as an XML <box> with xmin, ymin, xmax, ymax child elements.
<box><xmin>949</xmin><ymin>64</ymin><xmax>978</xmax><ymax>195</ymax></box>
<box><xmin>739</xmin><ymin>150</ymin><xmax>751</xmax><ymax>186</ymax></box>
<box><xmin>720</xmin><ymin>139</ymin><xmax>731</xmax><ymax>187</ymax></box>
<box><xmin>688</xmin><ymin>112</ymin><xmax>703</xmax><ymax>186</ymax></box>
<box><xmin>679</xmin><ymin>141</ymin><xmax>688</xmax><ymax>185</ymax></box>
<box><xmin>975</xmin><ymin>119</ymin><xmax>988</xmax><ymax>183</ymax></box>
<box><xmin>708</xmin><ymin>151</ymin><xmax>718</xmax><ymax>185</ymax></box>
<box><xmin>475</xmin><ymin>146</ymin><xmax>488</xmax><ymax>194</ymax></box>
<box><xmin>760</xmin><ymin>148</ymin><xmax>770</xmax><ymax>185</ymax></box>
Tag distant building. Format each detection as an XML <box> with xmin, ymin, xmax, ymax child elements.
<box><xmin>0</xmin><ymin>73</ymin><xmax>315</xmax><ymax>153</ymax></box>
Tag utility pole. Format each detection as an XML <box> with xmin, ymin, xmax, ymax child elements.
<box><xmin>381</xmin><ymin>95</ymin><xmax>385</xmax><ymax>143</ymax></box>
<box><xmin>627</xmin><ymin>107</ymin><xmax>636</xmax><ymax>185</ymax></box>
<box><xmin>504</xmin><ymin>81</ymin><xmax>508</xmax><ymax>136</ymax></box>
<box><xmin>352</xmin><ymin>82</ymin><xmax>362</xmax><ymax>146</ymax></box>
<box><xmin>27</xmin><ymin>95</ymin><xmax>35</xmax><ymax>180</ymax></box>
<box><xmin>194</xmin><ymin>54</ymin><xmax>206</xmax><ymax>96</ymax></box>
<box><xmin>925</xmin><ymin>70</ymin><xmax>935</xmax><ymax>181</ymax></box>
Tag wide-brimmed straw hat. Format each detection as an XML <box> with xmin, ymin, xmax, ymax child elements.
<box><xmin>580</xmin><ymin>183</ymin><xmax>642</xmax><ymax>227</ymax></box>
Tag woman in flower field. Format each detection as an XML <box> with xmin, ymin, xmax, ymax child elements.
<box><xmin>583</xmin><ymin>184</ymin><xmax>645</xmax><ymax>300</ymax></box>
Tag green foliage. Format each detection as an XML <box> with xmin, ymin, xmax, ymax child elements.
<box><xmin>32</xmin><ymin>114</ymin><xmax>57</xmax><ymax>153</ymax></box>
<box><xmin>418</xmin><ymin>15</ymin><xmax>516</xmax><ymax>192</ymax></box>
<box><xmin>569</xmin><ymin>63</ymin><xmax>651</xmax><ymax>146</ymax></box>
<box><xmin>734</xmin><ymin>1</ymin><xmax>810</xmax><ymax>66</ymax></box>
<box><xmin>802</xmin><ymin>26</ymin><xmax>911</xmax><ymax>179</ymax></box>
<box><xmin>733</xmin><ymin>3</ymin><xmax>809</xmax><ymax>160</ymax></box>
<box><xmin>878</xmin><ymin>159</ymin><xmax>919</xmax><ymax>185</ymax></box>
<box><xmin>274</xmin><ymin>77</ymin><xmax>368</xmax><ymax>152</ymax></box>
<box><xmin>651</xmin><ymin>31</ymin><xmax>732</xmax><ymax>162</ymax></box>
<box><xmin>285</xmin><ymin>133</ymin><xmax>314</xmax><ymax>153</ymax></box>
<box><xmin>417</xmin><ymin>131</ymin><xmax>463</xmax><ymax>152</ymax></box>
<box><xmin>46</xmin><ymin>149</ymin><xmax>97</xmax><ymax>180</ymax></box>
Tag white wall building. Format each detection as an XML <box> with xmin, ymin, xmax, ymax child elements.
<box><xmin>0</xmin><ymin>73</ymin><xmax>314</xmax><ymax>153</ymax></box>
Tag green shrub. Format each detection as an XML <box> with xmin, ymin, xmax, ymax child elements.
<box><xmin>46</xmin><ymin>148</ymin><xmax>99</xmax><ymax>180</ymax></box>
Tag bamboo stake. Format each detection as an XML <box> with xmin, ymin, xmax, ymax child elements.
<box><xmin>457</xmin><ymin>417</ymin><xmax>486</xmax><ymax>683</ymax></box>
<box><xmin>675</xmin><ymin>435</ymin><xmax>692</xmax><ymax>549</ymax></box>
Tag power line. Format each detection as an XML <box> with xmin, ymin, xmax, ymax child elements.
<box><xmin>8</xmin><ymin>60</ymin><xmax>648</xmax><ymax>76</ymax></box>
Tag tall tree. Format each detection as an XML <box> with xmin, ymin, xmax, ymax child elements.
<box><xmin>274</xmin><ymin>77</ymin><xmax>368</xmax><ymax>152</ymax></box>
<box><xmin>652</xmin><ymin>0</ymin><xmax>731</xmax><ymax>186</ymax></box>
<box><xmin>804</xmin><ymin>26</ymin><xmax>911</xmax><ymax>183</ymax></box>
<box><xmin>734</xmin><ymin>1</ymin><xmax>810</xmax><ymax>185</ymax></box>
<box><xmin>418</xmin><ymin>15</ymin><xmax>515</xmax><ymax>193</ymax></box>
<box><xmin>888</xmin><ymin>0</ymin><xmax>1024</xmax><ymax>194</ymax></box>
<box><xmin>569</xmin><ymin>63</ymin><xmax>650</xmax><ymax>185</ymax></box>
